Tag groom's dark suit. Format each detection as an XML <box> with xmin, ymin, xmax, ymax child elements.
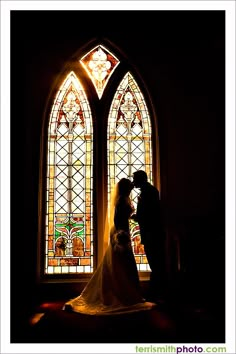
<box><xmin>136</xmin><ymin>182</ymin><xmax>166</xmax><ymax>299</ymax></box>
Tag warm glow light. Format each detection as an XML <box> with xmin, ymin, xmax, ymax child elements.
<box><xmin>29</xmin><ymin>313</ymin><xmax>45</xmax><ymax>326</ymax></box>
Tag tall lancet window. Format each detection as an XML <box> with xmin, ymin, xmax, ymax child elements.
<box><xmin>107</xmin><ymin>72</ymin><xmax>152</xmax><ymax>271</ymax></box>
<box><xmin>45</xmin><ymin>71</ymin><xmax>93</xmax><ymax>275</ymax></box>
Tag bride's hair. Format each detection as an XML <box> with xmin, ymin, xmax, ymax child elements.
<box><xmin>112</xmin><ymin>178</ymin><xmax>133</xmax><ymax>207</ymax></box>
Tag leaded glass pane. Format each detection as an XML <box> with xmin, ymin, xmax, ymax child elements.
<box><xmin>107</xmin><ymin>72</ymin><xmax>152</xmax><ymax>271</ymax></box>
<box><xmin>45</xmin><ymin>71</ymin><xmax>93</xmax><ymax>274</ymax></box>
<box><xmin>80</xmin><ymin>45</ymin><xmax>119</xmax><ymax>99</ymax></box>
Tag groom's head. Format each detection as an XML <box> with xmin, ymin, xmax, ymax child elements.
<box><xmin>132</xmin><ymin>170</ymin><xmax>148</xmax><ymax>188</ymax></box>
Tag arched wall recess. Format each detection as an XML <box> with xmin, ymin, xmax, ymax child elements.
<box><xmin>39</xmin><ymin>40</ymin><xmax>160</xmax><ymax>279</ymax></box>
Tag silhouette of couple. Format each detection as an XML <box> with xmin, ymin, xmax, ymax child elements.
<box><xmin>63</xmin><ymin>171</ymin><xmax>165</xmax><ymax>315</ymax></box>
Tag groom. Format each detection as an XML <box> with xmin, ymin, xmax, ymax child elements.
<box><xmin>132</xmin><ymin>170</ymin><xmax>166</xmax><ymax>301</ymax></box>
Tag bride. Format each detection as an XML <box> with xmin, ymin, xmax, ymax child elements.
<box><xmin>63</xmin><ymin>178</ymin><xmax>156</xmax><ymax>315</ymax></box>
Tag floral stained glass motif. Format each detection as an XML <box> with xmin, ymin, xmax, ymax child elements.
<box><xmin>45</xmin><ymin>71</ymin><xmax>93</xmax><ymax>274</ymax></box>
<box><xmin>107</xmin><ymin>72</ymin><xmax>152</xmax><ymax>271</ymax></box>
<box><xmin>80</xmin><ymin>45</ymin><xmax>119</xmax><ymax>99</ymax></box>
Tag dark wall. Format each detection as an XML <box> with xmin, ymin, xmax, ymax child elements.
<box><xmin>11</xmin><ymin>10</ymin><xmax>225</xmax><ymax>327</ymax></box>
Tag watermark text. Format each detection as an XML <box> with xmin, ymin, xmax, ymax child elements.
<box><xmin>135</xmin><ymin>345</ymin><xmax>227</xmax><ymax>353</ymax></box>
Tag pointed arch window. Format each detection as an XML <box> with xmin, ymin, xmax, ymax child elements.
<box><xmin>107</xmin><ymin>72</ymin><xmax>152</xmax><ymax>271</ymax></box>
<box><xmin>45</xmin><ymin>71</ymin><xmax>94</xmax><ymax>274</ymax></box>
<box><xmin>43</xmin><ymin>44</ymin><xmax>158</xmax><ymax>278</ymax></box>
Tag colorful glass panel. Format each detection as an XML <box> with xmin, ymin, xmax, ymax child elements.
<box><xmin>107</xmin><ymin>72</ymin><xmax>153</xmax><ymax>271</ymax></box>
<box><xmin>45</xmin><ymin>71</ymin><xmax>93</xmax><ymax>274</ymax></box>
<box><xmin>80</xmin><ymin>45</ymin><xmax>119</xmax><ymax>99</ymax></box>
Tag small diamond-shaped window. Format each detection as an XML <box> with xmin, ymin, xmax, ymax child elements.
<box><xmin>80</xmin><ymin>45</ymin><xmax>119</xmax><ymax>99</ymax></box>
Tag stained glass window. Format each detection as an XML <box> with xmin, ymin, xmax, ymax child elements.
<box><xmin>107</xmin><ymin>72</ymin><xmax>152</xmax><ymax>271</ymax></box>
<box><xmin>80</xmin><ymin>45</ymin><xmax>119</xmax><ymax>99</ymax></box>
<box><xmin>45</xmin><ymin>71</ymin><xmax>93</xmax><ymax>274</ymax></box>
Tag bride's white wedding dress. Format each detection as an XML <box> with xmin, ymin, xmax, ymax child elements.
<box><xmin>63</xmin><ymin>195</ymin><xmax>156</xmax><ymax>315</ymax></box>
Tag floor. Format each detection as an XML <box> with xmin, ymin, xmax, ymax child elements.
<box><xmin>12</xmin><ymin>281</ymin><xmax>225</xmax><ymax>344</ymax></box>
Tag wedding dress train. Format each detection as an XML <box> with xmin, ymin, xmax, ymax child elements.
<box><xmin>63</xmin><ymin>228</ymin><xmax>156</xmax><ymax>315</ymax></box>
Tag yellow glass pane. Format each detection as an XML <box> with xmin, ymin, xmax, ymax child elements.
<box><xmin>80</xmin><ymin>258</ymin><xmax>90</xmax><ymax>266</ymax></box>
<box><xmin>48</xmin><ymin>258</ymin><xmax>58</xmax><ymax>266</ymax></box>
